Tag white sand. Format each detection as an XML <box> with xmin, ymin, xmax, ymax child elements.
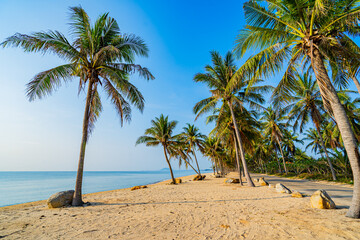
<box><xmin>1</xmin><ymin>172</ymin><xmax>359</xmax><ymax>239</ymax></box>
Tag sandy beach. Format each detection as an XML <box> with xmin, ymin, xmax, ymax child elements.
<box><xmin>1</xmin><ymin>172</ymin><xmax>360</xmax><ymax>240</ymax></box>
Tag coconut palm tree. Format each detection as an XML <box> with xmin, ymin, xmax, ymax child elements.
<box><xmin>168</xmin><ymin>141</ymin><xmax>200</xmax><ymax>175</ymax></box>
<box><xmin>234</xmin><ymin>0</ymin><xmax>360</xmax><ymax>218</ymax></box>
<box><xmin>321</xmin><ymin>94</ymin><xmax>360</xmax><ymax>149</ymax></box>
<box><xmin>1</xmin><ymin>6</ymin><xmax>153</xmax><ymax>206</ymax></box>
<box><xmin>285</xmin><ymin>72</ymin><xmax>336</xmax><ymax>180</ymax></box>
<box><xmin>202</xmin><ymin>136</ymin><xmax>226</xmax><ymax>176</ymax></box>
<box><xmin>207</xmin><ymin>106</ymin><xmax>261</xmax><ymax>182</ymax></box>
<box><xmin>179</xmin><ymin>124</ymin><xmax>205</xmax><ymax>178</ymax></box>
<box><xmin>340</xmin><ymin>94</ymin><xmax>360</xmax><ymax>141</ymax></box>
<box><xmin>323</xmin><ymin>120</ymin><xmax>343</xmax><ymax>150</ymax></box>
<box><xmin>193</xmin><ymin>51</ymin><xmax>269</xmax><ymax>187</ymax></box>
<box><xmin>252</xmin><ymin>135</ymin><xmax>270</xmax><ymax>174</ymax></box>
<box><xmin>304</xmin><ymin>128</ymin><xmax>323</xmax><ymax>154</ymax></box>
<box><xmin>136</xmin><ymin>114</ymin><xmax>178</xmax><ymax>184</ymax></box>
<box><xmin>261</xmin><ymin>107</ymin><xmax>288</xmax><ymax>173</ymax></box>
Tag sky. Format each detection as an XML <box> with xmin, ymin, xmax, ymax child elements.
<box><xmin>0</xmin><ymin>0</ymin><xmax>357</xmax><ymax>171</ymax></box>
<box><xmin>0</xmin><ymin>0</ymin><xmax>252</xmax><ymax>171</ymax></box>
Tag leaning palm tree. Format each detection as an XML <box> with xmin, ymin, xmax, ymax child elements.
<box><xmin>179</xmin><ymin>124</ymin><xmax>205</xmax><ymax>178</ymax></box>
<box><xmin>168</xmin><ymin>141</ymin><xmax>200</xmax><ymax>175</ymax></box>
<box><xmin>207</xmin><ymin>106</ymin><xmax>261</xmax><ymax>182</ymax></box>
<box><xmin>340</xmin><ymin>94</ymin><xmax>360</xmax><ymax>141</ymax></box>
<box><xmin>285</xmin><ymin>72</ymin><xmax>337</xmax><ymax>180</ymax></box>
<box><xmin>1</xmin><ymin>6</ymin><xmax>154</xmax><ymax>206</ymax></box>
<box><xmin>234</xmin><ymin>0</ymin><xmax>360</xmax><ymax>218</ymax></box>
<box><xmin>321</xmin><ymin>94</ymin><xmax>360</xmax><ymax>149</ymax></box>
<box><xmin>194</xmin><ymin>51</ymin><xmax>269</xmax><ymax>187</ymax></box>
<box><xmin>136</xmin><ymin>114</ymin><xmax>178</xmax><ymax>184</ymax></box>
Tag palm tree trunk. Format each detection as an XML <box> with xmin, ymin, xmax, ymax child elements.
<box><xmin>275</xmin><ymin>153</ymin><xmax>282</xmax><ymax>173</ymax></box>
<box><xmin>276</xmin><ymin>138</ymin><xmax>288</xmax><ymax>174</ymax></box>
<box><xmin>192</xmin><ymin>150</ymin><xmax>202</xmax><ymax>176</ymax></box>
<box><xmin>262</xmin><ymin>159</ymin><xmax>268</xmax><ymax>175</ymax></box>
<box><xmin>313</xmin><ymin>49</ymin><xmax>360</xmax><ymax>218</ymax></box>
<box><xmin>183</xmin><ymin>157</ymin><xmax>199</xmax><ymax>175</ymax></box>
<box><xmin>218</xmin><ymin>159</ymin><xmax>224</xmax><ymax>176</ymax></box>
<box><xmin>314</xmin><ymin>124</ymin><xmax>337</xmax><ymax>180</ymax></box>
<box><xmin>214</xmin><ymin>160</ymin><xmax>219</xmax><ymax>174</ymax></box>
<box><xmin>259</xmin><ymin>159</ymin><xmax>265</xmax><ymax>173</ymax></box>
<box><xmin>72</xmin><ymin>80</ymin><xmax>94</xmax><ymax>206</ymax></box>
<box><xmin>233</xmin><ymin>133</ymin><xmax>243</xmax><ymax>185</ymax></box>
<box><xmin>163</xmin><ymin>145</ymin><xmax>176</xmax><ymax>184</ymax></box>
<box><xmin>351</xmin><ymin>76</ymin><xmax>360</xmax><ymax>96</ymax></box>
<box><xmin>227</xmin><ymin>100</ymin><xmax>255</xmax><ymax>187</ymax></box>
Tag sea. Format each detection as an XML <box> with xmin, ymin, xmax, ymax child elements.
<box><xmin>0</xmin><ymin>170</ymin><xmax>211</xmax><ymax>207</ymax></box>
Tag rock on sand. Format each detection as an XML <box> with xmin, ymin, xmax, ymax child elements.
<box><xmin>291</xmin><ymin>191</ymin><xmax>304</xmax><ymax>198</ymax></box>
<box><xmin>47</xmin><ymin>190</ymin><xmax>74</xmax><ymax>208</ymax></box>
<box><xmin>310</xmin><ymin>190</ymin><xmax>336</xmax><ymax>209</ymax></box>
<box><xmin>225</xmin><ymin>178</ymin><xmax>240</xmax><ymax>184</ymax></box>
<box><xmin>258</xmin><ymin>177</ymin><xmax>269</xmax><ymax>186</ymax></box>
<box><xmin>275</xmin><ymin>183</ymin><xmax>292</xmax><ymax>194</ymax></box>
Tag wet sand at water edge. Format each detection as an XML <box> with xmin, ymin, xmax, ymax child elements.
<box><xmin>0</xmin><ymin>172</ymin><xmax>359</xmax><ymax>239</ymax></box>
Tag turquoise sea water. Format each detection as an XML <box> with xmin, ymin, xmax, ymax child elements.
<box><xmin>0</xmin><ymin>170</ymin><xmax>210</xmax><ymax>207</ymax></box>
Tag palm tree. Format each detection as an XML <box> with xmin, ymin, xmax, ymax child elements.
<box><xmin>253</xmin><ymin>135</ymin><xmax>270</xmax><ymax>174</ymax></box>
<box><xmin>304</xmin><ymin>128</ymin><xmax>323</xmax><ymax>154</ymax></box>
<box><xmin>194</xmin><ymin>51</ymin><xmax>269</xmax><ymax>187</ymax></box>
<box><xmin>234</xmin><ymin>0</ymin><xmax>360</xmax><ymax>218</ymax></box>
<box><xmin>282</xmin><ymin>130</ymin><xmax>303</xmax><ymax>158</ymax></box>
<box><xmin>136</xmin><ymin>114</ymin><xmax>178</xmax><ymax>184</ymax></box>
<box><xmin>323</xmin><ymin>120</ymin><xmax>343</xmax><ymax>150</ymax></box>
<box><xmin>340</xmin><ymin>94</ymin><xmax>360</xmax><ymax>141</ymax></box>
<box><xmin>179</xmin><ymin>124</ymin><xmax>205</xmax><ymax>178</ymax></box>
<box><xmin>202</xmin><ymin>136</ymin><xmax>226</xmax><ymax>176</ymax></box>
<box><xmin>261</xmin><ymin>107</ymin><xmax>288</xmax><ymax>173</ymax></box>
<box><xmin>168</xmin><ymin>141</ymin><xmax>200</xmax><ymax>175</ymax></box>
<box><xmin>321</xmin><ymin>94</ymin><xmax>360</xmax><ymax>149</ymax></box>
<box><xmin>207</xmin><ymin>106</ymin><xmax>261</xmax><ymax>182</ymax></box>
<box><xmin>1</xmin><ymin>6</ymin><xmax>153</xmax><ymax>206</ymax></box>
<box><xmin>208</xmin><ymin>107</ymin><xmax>261</xmax><ymax>155</ymax></box>
<box><xmin>285</xmin><ymin>72</ymin><xmax>337</xmax><ymax>180</ymax></box>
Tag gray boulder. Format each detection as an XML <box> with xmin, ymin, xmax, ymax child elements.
<box><xmin>275</xmin><ymin>183</ymin><xmax>292</xmax><ymax>194</ymax></box>
<box><xmin>47</xmin><ymin>190</ymin><xmax>74</xmax><ymax>208</ymax></box>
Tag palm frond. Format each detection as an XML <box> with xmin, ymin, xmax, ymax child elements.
<box><xmin>26</xmin><ymin>64</ymin><xmax>75</xmax><ymax>101</ymax></box>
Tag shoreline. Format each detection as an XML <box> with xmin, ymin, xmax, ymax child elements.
<box><xmin>1</xmin><ymin>172</ymin><xmax>359</xmax><ymax>239</ymax></box>
<box><xmin>1</xmin><ymin>171</ymin><xmax>353</xmax><ymax>210</ymax></box>
<box><xmin>0</xmin><ymin>172</ymin><xmax>202</xmax><ymax>211</ymax></box>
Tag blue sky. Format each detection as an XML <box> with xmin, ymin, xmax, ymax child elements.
<box><xmin>0</xmin><ymin>0</ymin><xmax>251</xmax><ymax>171</ymax></box>
<box><xmin>1</xmin><ymin>0</ymin><xmax>357</xmax><ymax>171</ymax></box>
